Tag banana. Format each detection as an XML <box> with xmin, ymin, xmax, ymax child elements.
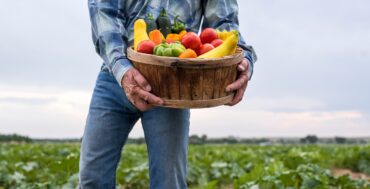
<box><xmin>217</xmin><ymin>30</ymin><xmax>237</xmax><ymax>41</ymax></box>
<box><xmin>197</xmin><ymin>31</ymin><xmax>238</xmax><ymax>59</ymax></box>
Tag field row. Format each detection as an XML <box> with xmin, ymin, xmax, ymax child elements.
<box><xmin>0</xmin><ymin>144</ymin><xmax>369</xmax><ymax>189</ymax></box>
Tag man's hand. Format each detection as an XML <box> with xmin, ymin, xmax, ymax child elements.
<box><xmin>121</xmin><ymin>68</ymin><xmax>164</xmax><ymax>111</ymax></box>
<box><xmin>225</xmin><ymin>58</ymin><xmax>250</xmax><ymax>106</ymax></box>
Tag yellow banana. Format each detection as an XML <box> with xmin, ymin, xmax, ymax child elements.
<box><xmin>134</xmin><ymin>19</ymin><xmax>149</xmax><ymax>51</ymax></box>
<box><xmin>197</xmin><ymin>31</ymin><xmax>238</xmax><ymax>59</ymax></box>
<box><xmin>217</xmin><ymin>30</ymin><xmax>237</xmax><ymax>41</ymax></box>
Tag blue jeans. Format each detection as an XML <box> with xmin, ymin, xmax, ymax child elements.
<box><xmin>79</xmin><ymin>70</ymin><xmax>190</xmax><ymax>189</ymax></box>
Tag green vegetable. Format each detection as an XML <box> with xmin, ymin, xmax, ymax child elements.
<box><xmin>0</xmin><ymin>143</ymin><xmax>369</xmax><ymax>188</ymax></box>
<box><xmin>171</xmin><ymin>47</ymin><xmax>184</xmax><ymax>57</ymax></box>
<box><xmin>154</xmin><ymin>44</ymin><xmax>166</xmax><ymax>56</ymax></box>
<box><xmin>170</xmin><ymin>41</ymin><xmax>186</xmax><ymax>51</ymax></box>
<box><xmin>169</xmin><ymin>42</ymin><xmax>186</xmax><ymax>56</ymax></box>
<box><xmin>156</xmin><ymin>8</ymin><xmax>172</xmax><ymax>37</ymax></box>
<box><xmin>171</xmin><ymin>15</ymin><xmax>186</xmax><ymax>34</ymax></box>
<box><xmin>153</xmin><ymin>42</ymin><xmax>186</xmax><ymax>57</ymax></box>
<box><xmin>163</xmin><ymin>48</ymin><xmax>173</xmax><ymax>57</ymax></box>
<box><xmin>144</xmin><ymin>13</ymin><xmax>157</xmax><ymax>33</ymax></box>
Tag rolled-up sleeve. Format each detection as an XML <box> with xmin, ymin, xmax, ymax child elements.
<box><xmin>202</xmin><ymin>0</ymin><xmax>257</xmax><ymax>79</ymax></box>
<box><xmin>88</xmin><ymin>0</ymin><xmax>133</xmax><ymax>86</ymax></box>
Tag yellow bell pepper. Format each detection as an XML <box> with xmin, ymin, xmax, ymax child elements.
<box><xmin>134</xmin><ymin>19</ymin><xmax>150</xmax><ymax>51</ymax></box>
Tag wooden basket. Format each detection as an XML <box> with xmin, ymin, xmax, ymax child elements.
<box><xmin>127</xmin><ymin>46</ymin><xmax>244</xmax><ymax>109</ymax></box>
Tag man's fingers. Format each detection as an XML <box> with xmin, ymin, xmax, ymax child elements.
<box><xmin>226</xmin><ymin>77</ymin><xmax>248</xmax><ymax>106</ymax></box>
<box><xmin>133</xmin><ymin>70</ymin><xmax>151</xmax><ymax>92</ymax></box>
<box><xmin>134</xmin><ymin>99</ymin><xmax>154</xmax><ymax>111</ymax></box>
<box><xmin>226</xmin><ymin>87</ymin><xmax>246</xmax><ymax>106</ymax></box>
<box><xmin>226</xmin><ymin>59</ymin><xmax>250</xmax><ymax>92</ymax></box>
<box><xmin>127</xmin><ymin>94</ymin><xmax>154</xmax><ymax>111</ymax></box>
<box><xmin>226</xmin><ymin>74</ymin><xmax>248</xmax><ymax>92</ymax></box>
<box><xmin>136</xmin><ymin>89</ymin><xmax>164</xmax><ymax>105</ymax></box>
<box><xmin>237</xmin><ymin>59</ymin><xmax>249</xmax><ymax>72</ymax></box>
<box><xmin>237</xmin><ymin>64</ymin><xmax>245</xmax><ymax>72</ymax></box>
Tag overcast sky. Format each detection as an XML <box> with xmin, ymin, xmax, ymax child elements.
<box><xmin>0</xmin><ymin>0</ymin><xmax>369</xmax><ymax>138</ymax></box>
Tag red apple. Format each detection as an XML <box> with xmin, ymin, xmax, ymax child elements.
<box><xmin>211</xmin><ymin>39</ymin><xmax>223</xmax><ymax>48</ymax></box>
<box><xmin>181</xmin><ymin>32</ymin><xmax>201</xmax><ymax>50</ymax></box>
<box><xmin>197</xmin><ymin>43</ymin><xmax>214</xmax><ymax>55</ymax></box>
<box><xmin>200</xmin><ymin>28</ymin><xmax>218</xmax><ymax>44</ymax></box>
<box><xmin>137</xmin><ymin>40</ymin><xmax>156</xmax><ymax>54</ymax></box>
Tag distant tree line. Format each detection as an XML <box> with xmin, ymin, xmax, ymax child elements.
<box><xmin>0</xmin><ymin>133</ymin><xmax>368</xmax><ymax>145</ymax></box>
<box><xmin>0</xmin><ymin>134</ymin><xmax>32</xmax><ymax>143</ymax></box>
<box><xmin>186</xmin><ymin>134</ymin><xmax>368</xmax><ymax>145</ymax></box>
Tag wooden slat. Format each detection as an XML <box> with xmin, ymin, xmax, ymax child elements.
<box><xmin>179</xmin><ymin>68</ymin><xmax>191</xmax><ymax>100</ymax></box>
<box><xmin>162</xmin><ymin>95</ymin><xmax>234</xmax><ymax>109</ymax></box>
<box><xmin>202</xmin><ymin>69</ymin><xmax>215</xmax><ymax>100</ymax></box>
<box><xmin>166</xmin><ymin>67</ymin><xmax>180</xmax><ymax>99</ymax></box>
<box><xmin>219</xmin><ymin>67</ymin><xmax>232</xmax><ymax>97</ymax></box>
<box><xmin>156</xmin><ymin>66</ymin><xmax>169</xmax><ymax>99</ymax></box>
<box><xmin>226</xmin><ymin>65</ymin><xmax>238</xmax><ymax>97</ymax></box>
<box><xmin>228</xmin><ymin>64</ymin><xmax>238</xmax><ymax>91</ymax></box>
<box><xmin>189</xmin><ymin>69</ymin><xmax>203</xmax><ymax>100</ymax></box>
<box><xmin>213</xmin><ymin>68</ymin><xmax>223</xmax><ymax>99</ymax></box>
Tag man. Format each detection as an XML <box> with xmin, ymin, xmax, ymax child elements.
<box><xmin>79</xmin><ymin>0</ymin><xmax>257</xmax><ymax>188</ymax></box>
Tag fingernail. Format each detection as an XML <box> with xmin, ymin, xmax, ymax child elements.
<box><xmin>146</xmin><ymin>86</ymin><xmax>151</xmax><ymax>91</ymax></box>
<box><xmin>238</xmin><ymin>65</ymin><xmax>245</xmax><ymax>71</ymax></box>
<box><xmin>225</xmin><ymin>88</ymin><xmax>230</xmax><ymax>92</ymax></box>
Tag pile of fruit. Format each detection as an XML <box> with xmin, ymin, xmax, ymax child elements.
<box><xmin>134</xmin><ymin>9</ymin><xmax>239</xmax><ymax>59</ymax></box>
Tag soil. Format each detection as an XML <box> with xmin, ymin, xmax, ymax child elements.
<box><xmin>332</xmin><ymin>168</ymin><xmax>370</xmax><ymax>180</ymax></box>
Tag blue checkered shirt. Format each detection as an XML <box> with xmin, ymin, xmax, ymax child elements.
<box><xmin>88</xmin><ymin>0</ymin><xmax>257</xmax><ymax>85</ymax></box>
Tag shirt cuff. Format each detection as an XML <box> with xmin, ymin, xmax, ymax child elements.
<box><xmin>112</xmin><ymin>58</ymin><xmax>134</xmax><ymax>87</ymax></box>
<box><xmin>244</xmin><ymin>50</ymin><xmax>255</xmax><ymax>80</ymax></box>
<box><xmin>247</xmin><ymin>59</ymin><xmax>253</xmax><ymax>80</ymax></box>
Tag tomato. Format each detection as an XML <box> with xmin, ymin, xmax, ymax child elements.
<box><xmin>211</xmin><ymin>39</ymin><xmax>223</xmax><ymax>48</ymax></box>
<box><xmin>137</xmin><ymin>40</ymin><xmax>156</xmax><ymax>54</ymax></box>
<box><xmin>181</xmin><ymin>32</ymin><xmax>201</xmax><ymax>50</ymax></box>
<box><xmin>197</xmin><ymin>43</ymin><xmax>214</xmax><ymax>55</ymax></box>
<box><xmin>200</xmin><ymin>28</ymin><xmax>218</xmax><ymax>44</ymax></box>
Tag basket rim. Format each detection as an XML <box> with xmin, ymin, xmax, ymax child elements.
<box><xmin>127</xmin><ymin>46</ymin><xmax>245</xmax><ymax>68</ymax></box>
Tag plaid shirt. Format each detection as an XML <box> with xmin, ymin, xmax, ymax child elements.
<box><xmin>88</xmin><ymin>0</ymin><xmax>257</xmax><ymax>85</ymax></box>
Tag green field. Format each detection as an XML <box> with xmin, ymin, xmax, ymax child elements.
<box><xmin>0</xmin><ymin>144</ymin><xmax>369</xmax><ymax>189</ymax></box>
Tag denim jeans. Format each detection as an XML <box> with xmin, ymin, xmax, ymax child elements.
<box><xmin>79</xmin><ymin>70</ymin><xmax>190</xmax><ymax>189</ymax></box>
